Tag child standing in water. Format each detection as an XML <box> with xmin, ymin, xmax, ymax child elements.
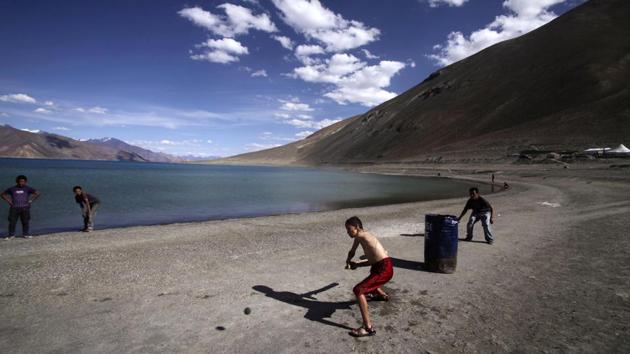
<box><xmin>344</xmin><ymin>216</ymin><xmax>393</xmax><ymax>337</ymax></box>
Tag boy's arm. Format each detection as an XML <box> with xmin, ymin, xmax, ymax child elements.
<box><xmin>29</xmin><ymin>189</ymin><xmax>41</xmax><ymax>203</ymax></box>
<box><xmin>457</xmin><ymin>199</ymin><xmax>470</xmax><ymax>220</ymax></box>
<box><xmin>1</xmin><ymin>192</ymin><xmax>12</xmax><ymax>206</ymax></box>
<box><xmin>346</xmin><ymin>238</ymin><xmax>360</xmax><ymax>264</ymax></box>
<box><xmin>489</xmin><ymin>203</ymin><xmax>494</xmax><ymax>224</ymax></box>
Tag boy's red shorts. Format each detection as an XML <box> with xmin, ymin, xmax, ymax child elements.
<box><xmin>353</xmin><ymin>257</ymin><xmax>394</xmax><ymax>296</ymax></box>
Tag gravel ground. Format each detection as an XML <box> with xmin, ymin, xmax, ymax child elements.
<box><xmin>1</xmin><ymin>163</ymin><xmax>629</xmax><ymax>353</ymax></box>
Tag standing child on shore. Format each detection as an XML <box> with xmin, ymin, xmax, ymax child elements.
<box><xmin>457</xmin><ymin>187</ymin><xmax>495</xmax><ymax>244</ymax></box>
<box><xmin>73</xmin><ymin>186</ymin><xmax>101</xmax><ymax>232</ymax></box>
<box><xmin>1</xmin><ymin>175</ymin><xmax>40</xmax><ymax>239</ymax></box>
<box><xmin>344</xmin><ymin>216</ymin><xmax>393</xmax><ymax>337</ymax></box>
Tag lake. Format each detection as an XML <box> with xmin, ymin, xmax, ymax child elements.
<box><xmin>0</xmin><ymin>158</ymin><xmax>478</xmax><ymax>235</ymax></box>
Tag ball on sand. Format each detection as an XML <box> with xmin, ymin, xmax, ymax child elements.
<box><xmin>244</xmin><ymin>307</ymin><xmax>251</xmax><ymax>315</ymax></box>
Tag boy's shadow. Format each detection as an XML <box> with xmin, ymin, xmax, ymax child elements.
<box><xmin>253</xmin><ymin>283</ymin><xmax>354</xmax><ymax>330</ymax></box>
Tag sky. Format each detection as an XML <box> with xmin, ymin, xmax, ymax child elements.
<box><xmin>0</xmin><ymin>0</ymin><xmax>584</xmax><ymax>157</ymax></box>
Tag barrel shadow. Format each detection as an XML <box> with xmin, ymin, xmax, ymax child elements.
<box><xmin>390</xmin><ymin>257</ymin><xmax>428</xmax><ymax>272</ymax></box>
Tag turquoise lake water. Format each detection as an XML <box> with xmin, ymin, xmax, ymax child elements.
<box><xmin>0</xmin><ymin>158</ymin><xmax>479</xmax><ymax>235</ymax></box>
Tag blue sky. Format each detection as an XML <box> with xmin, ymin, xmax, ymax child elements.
<box><xmin>0</xmin><ymin>0</ymin><xmax>582</xmax><ymax>157</ymax></box>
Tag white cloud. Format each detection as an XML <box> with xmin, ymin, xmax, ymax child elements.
<box><xmin>54</xmin><ymin>126</ymin><xmax>70</xmax><ymax>131</ymax></box>
<box><xmin>295</xmin><ymin>44</ymin><xmax>325</xmax><ymax>57</ymax></box>
<box><xmin>251</xmin><ymin>69</ymin><xmax>268</xmax><ymax>77</ymax></box>
<box><xmin>294</xmin><ymin>44</ymin><xmax>326</xmax><ymax>65</ymax></box>
<box><xmin>424</xmin><ymin>0</ymin><xmax>469</xmax><ymax>7</ymax></box>
<box><xmin>34</xmin><ymin>107</ymin><xmax>52</xmax><ymax>114</ymax></box>
<box><xmin>178</xmin><ymin>4</ymin><xmax>276</xmax><ymax>37</ymax></box>
<box><xmin>279</xmin><ymin>98</ymin><xmax>314</xmax><ymax>112</ymax></box>
<box><xmin>20</xmin><ymin>128</ymin><xmax>41</xmax><ymax>133</ymax></box>
<box><xmin>74</xmin><ymin>106</ymin><xmax>107</xmax><ymax>114</ymax></box>
<box><xmin>430</xmin><ymin>0</ymin><xmax>567</xmax><ymax>65</ymax></box>
<box><xmin>285</xmin><ymin>118</ymin><xmax>339</xmax><ymax>129</ymax></box>
<box><xmin>361</xmin><ymin>49</ymin><xmax>379</xmax><ymax>60</ymax></box>
<box><xmin>43</xmin><ymin>100</ymin><xmax>55</xmax><ymax>107</ymax></box>
<box><xmin>271</xmin><ymin>0</ymin><xmax>380</xmax><ymax>52</ymax></box>
<box><xmin>273</xmin><ymin>35</ymin><xmax>294</xmax><ymax>50</ymax></box>
<box><xmin>88</xmin><ymin>106</ymin><xmax>107</xmax><ymax>114</ymax></box>
<box><xmin>0</xmin><ymin>93</ymin><xmax>37</xmax><ymax>104</ymax></box>
<box><xmin>292</xmin><ymin>54</ymin><xmax>406</xmax><ymax>107</ymax></box>
<box><xmin>295</xmin><ymin>130</ymin><xmax>314</xmax><ymax>139</ymax></box>
<box><xmin>191</xmin><ymin>38</ymin><xmax>249</xmax><ymax>64</ymax></box>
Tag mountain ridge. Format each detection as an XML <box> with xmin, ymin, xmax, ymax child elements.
<box><xmin>0</xmin><ymin>125</ymin><xmax>182</xmax><ymax>162</ymax></box>
<box><xmin>216</xmin><ymin>0</ymin><xmax>630</xmax><ymax>166</ymax></box>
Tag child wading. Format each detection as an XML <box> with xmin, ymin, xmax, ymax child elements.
<box><xmin>1</xmin><ymin>175</ymin><xmax>40</xmax><ymax>239</ymax></box>
<box><xmin>73</xmin><ymin>186</ymin><xmax>100</xmax><ymax>232</ymax></box>
<box><xmin>344</xmin><ymin>216</ymin><xmax>393</xmax><ymax>337</ymax></box>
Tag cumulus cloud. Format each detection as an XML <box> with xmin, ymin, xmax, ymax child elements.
<box><xmin>74</xmin><ymin>106</ymin><xmax>108</xmax><ymax>114</ymax></box>
<box><xmin>251</xmin><ymin>69</ymin><xmax>268</xmax><ymax>77</ymax></box>
<box><xmin>273</xmin><ymin>35</ymin><xmax>294</xmax><ymax>50</ymax></box>
<box><xmin>291</xmin><ymin>54</ymin><xmax>406</xmax><ymax>107</ymax></box>
<box><xmin>0</xmin><ymin>93</ymin><xmax>37</xmax><ymax>104</ymax></box>
<box><xmin>430</xmin><ymin>0</ymin><xmax>567</xmax><ymax>65</ymax></box>
<box><xmin>43</xmin><ymin>100</ymin><xmax>55</xmax><ymax>107</ymax></box>
<box><xmin>361</xmin><ymin>49</ymin><xmax>379</xmax><ymax>60</ymax></box>
<box><xmin>34</xmin><ymin>107</ymin><xmax>52</xmax><ymax>114</ymax></box>
<box><xmin>178</xmin><ymin>4</ymin><xmax>276</xmax><ymax>37</ymax></box>
<box><xmin>423</xmin><ymin>0</ymin><xmax>469</xmax><ymax>7</ymax></box>
<box><xmin>271</xmin><ymin>0</ymin><xmax>380</xmax><ymax>52</ymax></box>
<box><xmin>191</xmin><ymin>38</ymin><xmax>249</xmax><ymax>64</ymax></box>
<box><xmin>279</xmin><ymin>98</ymin><xmax>314</xmax><ymax>112</ymax></box>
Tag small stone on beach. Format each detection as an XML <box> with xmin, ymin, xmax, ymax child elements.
<box><xmin>244</xmin><ymin>307</ymin><xmax>251</xmax><ymax>315</ymax></box>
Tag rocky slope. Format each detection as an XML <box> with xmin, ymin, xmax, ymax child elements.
<box><xmin>219</xmin><ymin>0</ymin><xmax>630</xmax><ymax>166</ymax></box>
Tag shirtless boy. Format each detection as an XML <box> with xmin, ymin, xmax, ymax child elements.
<box><xmin>345</xmin><ymin>216</ymin><xmax>394</xmax><ymax>337</ymax></box>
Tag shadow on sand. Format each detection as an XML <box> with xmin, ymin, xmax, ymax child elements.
<box><xmin>253</xmin><ymin>283</ymin><xmax>355</xmax><ymax>330</ymax></box>
<box><xmin>459</xmin><ymin>238</ymin><xmax>489</xmax><ymax>244</ymax></box>
<box><xmin>390</xmin><ymin>257</ymin><xmax>428</xmax><ymax>272</ymax></box>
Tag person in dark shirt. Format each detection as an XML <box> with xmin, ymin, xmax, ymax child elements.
<box><xmin>73</xmin><ymin>186</ymin><xmax>101</xmax><ymax>232</ymax></box>
<box><xmin>457</xmin><ymin>187</ymin><xmax>495</xmax><ymax>244</ymax></box>
<box><xmin>1</xmin><ymin>175</ymin><xmax>40</xmax><ymax>239</ymax></box>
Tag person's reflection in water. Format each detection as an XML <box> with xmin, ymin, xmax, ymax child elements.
<box><xmin>253</xmin><ymin>283</ymin><xmax>354</xmax><ymax>330</ymax></box>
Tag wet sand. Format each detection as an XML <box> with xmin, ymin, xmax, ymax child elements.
<box><xmin>1</xmin><ymin>163</ymin><xmax>629</xmax><ymax>353</ymax></box>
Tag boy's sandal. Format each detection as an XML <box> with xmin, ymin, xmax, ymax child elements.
<box><xmin>367</xmin><ymin>293</ymin><xmax>390</xmax><ymax>302</ymax></box>
<box><xmin>350</xmin><ymin>326</ymin><xmax>376</xmax><ymax>337</ymax></box>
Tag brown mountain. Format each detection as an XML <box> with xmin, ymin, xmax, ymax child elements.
<box><xmin>0</xmin><ymin>125</ymin><xmax>176</xmax><ymax>162</ymax></box>
<box><xmin>219</xmin><ymin>0</ymin><xmax>630</xmax><ymax>166</ymax></box>
<box><xmin>87</xmin><ymin>138</ymin><xmax>182</xmax><ymax>163</ymax></box>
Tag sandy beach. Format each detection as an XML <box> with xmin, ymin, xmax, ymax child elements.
<box><xmin>1</xmin><ymin>163</ymin><xmax>629</xmax><ymax>353</ymax></box>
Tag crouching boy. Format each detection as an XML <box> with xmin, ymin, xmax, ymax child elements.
<box><xmin>344</xmin><ymin>216</ymin><xmax>393</xmax><ymax>337</ymax></box>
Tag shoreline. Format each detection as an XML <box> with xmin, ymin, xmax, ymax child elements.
<box><xmin>1</xmin><ymin>162</ymin><xmax>629</xmax><ymax>353</ymax></box>
<box><xmin>2</xmin><ymin>166</ymin><xmax>487</xmax><ymax>238</ymax></box>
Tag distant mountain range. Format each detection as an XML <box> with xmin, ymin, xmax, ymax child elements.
<box><xmin>217</xmin><ymin>0</ymin><xmax>630</xmax><ymax>166</ymax></box>
<box><xmin>0</xmin><ymin>125</ymin><xmax>194</xmax><ymax>162</ymax></box>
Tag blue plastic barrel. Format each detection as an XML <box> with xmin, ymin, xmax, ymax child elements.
<box><xmin>424</xmin><ymin>214</ymin><xmax>459</xmax><ymax>273</ymax></box>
